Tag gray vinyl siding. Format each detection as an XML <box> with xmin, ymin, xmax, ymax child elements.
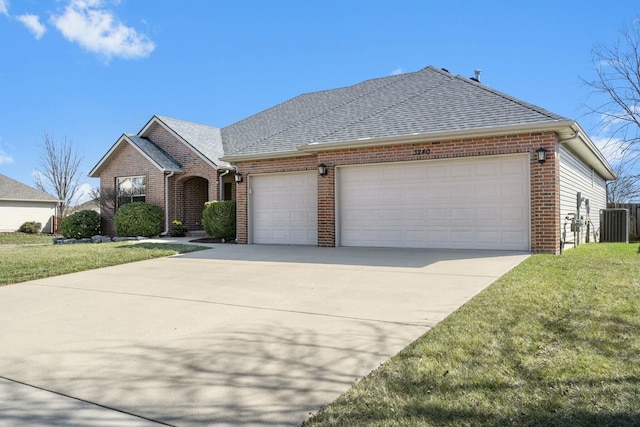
<box><xmin>559</xmin><ymin>145</ymin><xmax>607</xmax><ymax>248</ymax></box>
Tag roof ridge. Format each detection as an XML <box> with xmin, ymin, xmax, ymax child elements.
<box><xmin>310</xmin><ymin>69</ymin><xmax>452</xmax><ymax>143</ymax></box>
<box><xmin>226</xmin><ymin>69</ymin><xmax>422</xmax><ymax>155</ymax></box>
<box><xmin>452</xmin><ymin>74</ymin><xmax>566</xmax><ymax>121</ymax></box>
<box><xmin>156</xmin><ymin>115</ymin><xmax>221</xmax><ymax>130</ymax></box>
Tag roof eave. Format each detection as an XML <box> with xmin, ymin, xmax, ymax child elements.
<box><xmin>296</xmin><ymin>120</ymin><xmax>616</xmax><ymax>180</ymax></box>
<box><xmin>88</xmin><ymin>134</ymin><xmax>182</xmax><ymax>178</ymax></box>
<box><xmin>561</xmin><ymin>123</ymin><xmax>617</xmax><ymax>181</ymax></box>
<box><xmin>221</xmin><ymin>149</ymin><xmax>314</xmax><ymax>163</ymax></box>
<box><xmin>0</xmin><ymin>197</ymin><xmax>61</xmax><ymax>204</ymax></box>
<box><xmin>297</xmin><ymin>121</ymin><xmax>578</xmax><ymax>153</ymax></box>
<box><xmin>141</xmin><ymin>116</ymin><xmax>222</xmax><ymax>170</ymax></box>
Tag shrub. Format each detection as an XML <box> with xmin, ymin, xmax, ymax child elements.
<box><xmin>202</xmin><ymin>200</ymin><xmax>236</xmax><ymax>239</ymax></box>
<box><xmin>114</xmin><ymin>202</ymin><xmax>162</xmax><ymax>237</ymax></box>
<box><xmin>61</xmin><ymin>210</ymin><xmax>101</xmax><ymax>238</ymax></box>
<box><xmin>171</xmin><ymin>220</ymin><xmax>188</xmax><ymax>237</ymax></box>
<box><xmin>18</xmin><ymin>221</ymin><xmax>42</xmax><ymax>234</ymax></box>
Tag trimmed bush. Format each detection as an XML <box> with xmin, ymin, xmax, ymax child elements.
<box><xmin>114</xmin><ymin>202</ymin><xmax>162</xmax><ymax>237</ymax></box>
<box><xmin>202</xmin><ymin>200</ymin><xmax>236</xmax><ymax>239</ymax></box>
<box><xmin>61</xmin><ymin>210</ymin><xmax>101</xmax><ymax>238</ymax></box>
<box><xmin>18</xmin><ymin>221</ymin><xmax>42</xmax><ymax>234</ymax></box>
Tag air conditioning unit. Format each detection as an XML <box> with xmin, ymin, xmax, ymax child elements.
<box><xmin>599</xmin><ymin>209</ymin><xmax>629</xmax><ymax>243</ymax></box>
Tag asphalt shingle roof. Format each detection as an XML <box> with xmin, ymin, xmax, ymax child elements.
<box><xmin>221</xmin><ymin>66</ymin><xmax>568</xmax><ymax>157</ymax></box>
<box><xmin>126</xmin><ymin>135</ymin><xmax>182</xmax><ymax>172</ymax></box>
<box><xmin>155</xmin><ymin>116</ymin><xmax>227</xmax><ymax>167</ymax></box>
<box><xmin>0</xmin><ymin>173</ymin><xmax>60</xmax><ymax>202</ymax></box>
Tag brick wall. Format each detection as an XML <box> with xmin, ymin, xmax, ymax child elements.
<box><xmin>98</xmin><ymin>142</ymin><xmax>166</xmax><ymax>236</ymax></box>
<box><xmin>236</xmin><ymin>132</ymin><xmax>562</xmax><ymax>254</ymax></box>
<box><xmin>235</xmin><ymin>156</ymin><xmax>318</xmax><ymax>244</ymax></box>
<box><xmin>98</xmin><ymin>122</ymin><xmax>221</xmax><ymax>235</ymax></box>
<box><xmin>145</xmin><ymin>123</ymin><xmax>220</xmax><ymax>207</ymax></box>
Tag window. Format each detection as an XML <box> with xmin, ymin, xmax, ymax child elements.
<box><xmin>116</xmin><ymin>176</ymin><xmax>146</xmax><ymax>207</ymax></box>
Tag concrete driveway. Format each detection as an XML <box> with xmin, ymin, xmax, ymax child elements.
<box><xmin>0</xmin><ymin>244</ymin><xmax>528</xmax><ymax>426</ymax></box>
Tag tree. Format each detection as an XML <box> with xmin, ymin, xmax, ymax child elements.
<box><xmin>583</xmin><ymin>18</ymin><xmax>640</xmax><ymax>160</ymax></box>
<box><xmin>607</xmin><ymin>164</ymin><xmax>640</xmax><ymax>205</ymax></box>
<box><xmin>582</xmin><ymin>18</ymin><xmax>640</xmax><ymax>202</ymax></box>
<box><xmin>89</xmin><ymin>186</ymin><xmax>118</xmax><ymax>221</ymax></box>
<box><xmin>35</xmin><ymin>133</ymin><xmax>83</xmax><ymax>218</ymax></box>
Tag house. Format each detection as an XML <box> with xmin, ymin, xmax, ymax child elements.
<box><xmin>89</xmin><ymin>66</ymin><xmax>616</xmax><ymax>254</ymax></box>
<box><xmin>0</xmin><ymin>173</ymin><xmax>60</xmax><ymax>233</ymax></box>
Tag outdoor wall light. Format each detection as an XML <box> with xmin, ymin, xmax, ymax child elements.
<box><xmin>234</xmin><ymin>171</ymin><xmax>243</xmax><ymax>183</ymax></box>
<box><xmin>318</xmin><ymin>163</ymin><xmax>328</xmax><ymax>176</ymax></box>
<box><xmin>536</xmin><ymin>147</ymin><xmax>548</xmax><ymax>164</ymax></box>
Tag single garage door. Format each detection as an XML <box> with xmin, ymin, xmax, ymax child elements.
<box><xmin>250</xmin><ymin>171</ymin><xmax>318</xmax><ymax>245</ymax></box>
<box><xmin>338</xmin><ymin>155</ymin><xmax>529</xmax><ymax>250</ymax></box>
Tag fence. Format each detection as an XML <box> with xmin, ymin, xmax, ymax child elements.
<box><xmin>607</xmin><ymin>203</ymin><xmax>640</xmax><ymax>241</ymax></box>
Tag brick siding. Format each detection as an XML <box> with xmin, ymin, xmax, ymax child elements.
<box><xmin>235</xmin><ymin>132</ymin><xmax>562</xmax><ymax>254</ymax></box>
<box><xmin>99</xmin><ymin>122</ymin><xmax>223</xmax><ymax>235</ymax></box>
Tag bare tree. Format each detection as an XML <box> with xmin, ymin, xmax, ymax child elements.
<box><xmin>582</xmin><ymin>18</ymin><xmax>640</xmax><ymax>160</ymax></box>
<box><xmin>582</xmin><ymin>18</ymin><xmax>640</xmax><ymax>203</ymax></box>
<box><xmin>607</xmin><ymin>163</ymin><xmax>640</xmax><ymax>205</ymax></box>
<box><xmin>89</xmin><ymin>186</ymin><xmax>118</xmax><ymax>221</ymax></box>
<box><xmin>35</xmin><ymin>133</ymin><xmax>83</xmax><ymax>218</ymax></box>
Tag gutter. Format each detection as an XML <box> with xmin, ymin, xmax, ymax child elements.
<box><xmin>222</xmin><ymin>120</ymin><xmax>616</xmax><ymax>181</ymax></box>
<box><xmin>218</xmin><ymin>169</ymin><xmax>230</xmax><ymax>201</ymax></box>
<box><xmin>559</xmin><ymin>123</ymin><xmax>617</xmax><ymax>181</ymax></box>
<box><xmin>160</xmin><ymin>171</ymin><xmax>176</xmax><ymax>236</ymax></box>
<box><xmin>297</xmin><ymin>121</ymin><xmax>579</xmax><ymax>153</ymax></box>
<box><xmin>221</xmin><ymin>121</ymin><xmax>577</xmax><ymax>163</ymax></box>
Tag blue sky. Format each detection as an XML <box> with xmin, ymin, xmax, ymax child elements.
<box><xmin>0</xmin><ymin>0</ymin><xmax>638</xmax><ymax>202</ymax></box>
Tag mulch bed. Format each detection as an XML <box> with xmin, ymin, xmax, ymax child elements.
<box><xmin>189</xmin><ymin>237</ymin><xmax>236</xmax><ymax>244</ymax></box>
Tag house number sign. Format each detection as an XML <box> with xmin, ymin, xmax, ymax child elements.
<box><xmin>413</xmin><ymin>148</ymin><xmax>431</xmax><ymax>155</ymax></box>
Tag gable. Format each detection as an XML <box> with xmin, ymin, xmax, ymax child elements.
<box><xmin>140</xmin><ymin>116</ymin><xmax>228</xmax><ymax>169</ymax></box>
<box><xmin>0</xmin><ymin>173</ymin><xmax>60</xmax><ymax>203</ymax></box>
<box><xmin>89</xmin><ymin>134</ymin><xmax>182</xmax><ymax>178</ymax></box>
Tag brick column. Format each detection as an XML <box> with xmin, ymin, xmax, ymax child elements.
<box><xmin>530</xmin><ymin>139</ymin><xmax>561</xmax><ymax>254</ymax></box>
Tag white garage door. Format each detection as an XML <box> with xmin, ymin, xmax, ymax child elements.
<box><xmin>250</xmin><ymin>171</ymin><xmax>318</xmax><ymax>245</ymax></box>
<box><xmin>338</xmin><ymin>155</ymin><xmax>529</xmax><ymax>250</ymax></box>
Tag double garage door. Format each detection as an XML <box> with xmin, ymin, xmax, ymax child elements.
<box><xmin>250</xmin><ymin>155</ymin><xmax>530</xmax><ymax>250</ymax></box>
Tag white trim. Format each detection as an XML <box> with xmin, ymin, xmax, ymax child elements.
<box><xmin>224</xmin><ymin>120</ymin><xmax>616</xmax><ymax>182</ymax></box>
<box><xmin>301</xmin><ymin>121</ymin><xmax>576</xmax><ymax>153</ymax></box>
<box><xmin>89</xmin><ymin>134</ymin><xmax>172</xmax><ymax>177</ymax></box>
<box><xmin>221</xmin><ymin>149</ymin><xmax>314</xmax><ymax>163</ymax></box>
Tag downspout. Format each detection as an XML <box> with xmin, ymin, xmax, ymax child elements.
<box><xmin>218</xmin><ymin>169</ymin><xmax>230</xmax><ymax>201</ymax></box>
<box><xmin>160</xmin><ymin>171</ymin><xmax>176</xmax><ymax>236</ymax></box>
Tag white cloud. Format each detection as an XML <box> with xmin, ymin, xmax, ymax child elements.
<box><xmin>51</xmin><ymin>0</ymin><xmax>155</xmax><ymax>61</ymax></box>
<box><xmin>0</xmin><ymin>148</ymin><xmax>14</xmax><ymax>164</ymax></box>
<box><xmin>0</xmin><ymin>0</ymin><xmax>8</xmax><ymax>16</ymax></box>
<box><xmin>391</xmin><ymin>68</ymin><xmax>404</xmax><ymax>76</ymax></box>
<box><xmin>592</xmin><ymin>135</ymin><xmax>627</xmax><ymax>165</ymax></box>
<box><xmin>16</xmin><ymin>14</ymin><xmax>46</xmax><ymax>39</ymax></box>
<box><xmin>76</xmin><ymin>182</ymin><xmax>95</xmax><ymax>204</ymax></box>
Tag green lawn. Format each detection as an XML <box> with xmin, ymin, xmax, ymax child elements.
<box><xmin>0</xmin><ymin>232</ymin><xmax>58</xmax><ymax>245</ymax></box>
<box><xmin>0</xmin><ymin>235</ymin><xmax>207</xmax><ymax>285</ymax></box>
<box><xmin>304</xmin><ymin>243</ymin><xmax>640</xmax><ymax>427</ymax></box>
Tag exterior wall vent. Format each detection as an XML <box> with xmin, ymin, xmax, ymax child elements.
<box><xmin>599</xmin><ymin>208</ymin><xmax>629</xmax><ymax>243</ymax></box>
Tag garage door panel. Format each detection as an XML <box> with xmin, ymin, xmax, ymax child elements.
<box><xmin>251</xmin><ymin>172</ymin><xmax>317</xmax><ymax>245</ymax></box>
<box><xmin>339</xmin><ymin>156</ymin><xmax>529</xmax><ymax>250</ymax></box>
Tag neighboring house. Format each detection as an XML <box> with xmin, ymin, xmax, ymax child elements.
<box><xmin>90</xmin><ymin>66</ymin><xmax>616</xmax><ymax>254</ymax></box>
<box><xmin>68</xmin><ymin>198</ymin><xmax>101</xmax><ymax>215</ymax></box>
<box><xmin>0</xmin><ymin>173</ymin><xmax>60</xmax><ymax>233</ymax></box>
